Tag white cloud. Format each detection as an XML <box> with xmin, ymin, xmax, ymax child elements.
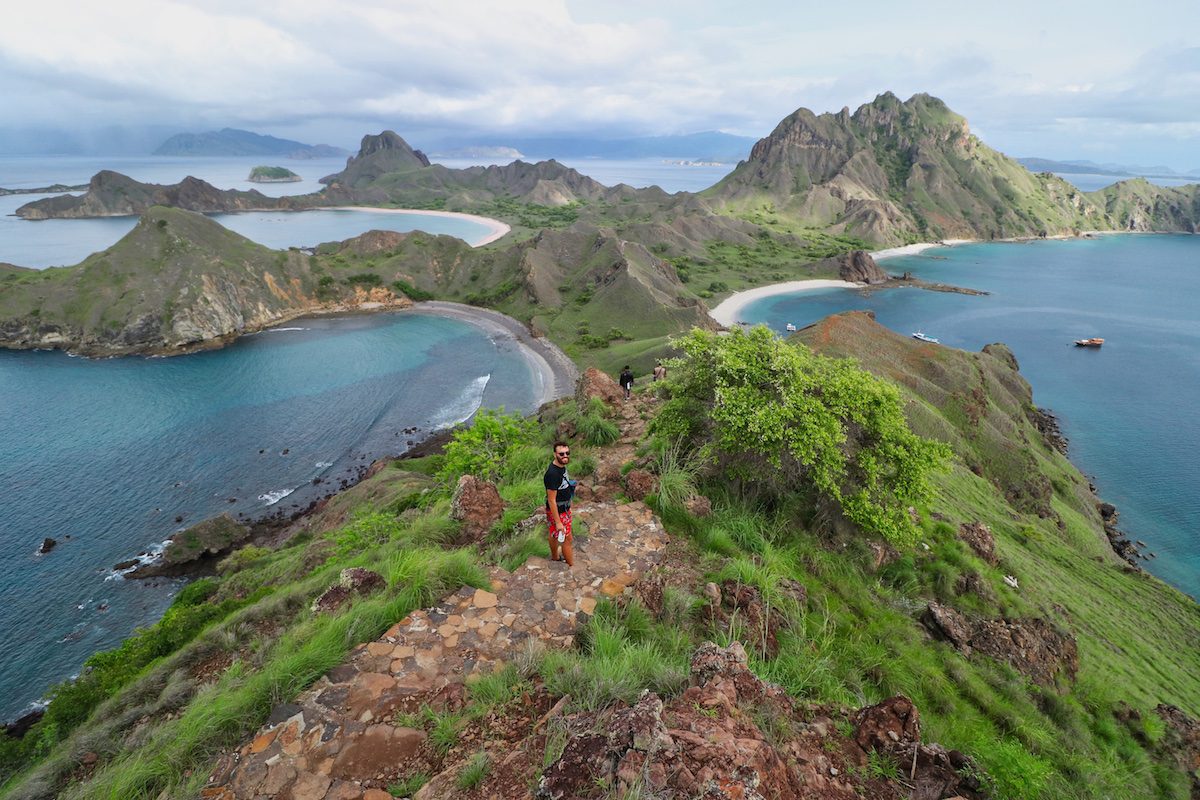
<box><xmin>0</xmin><ymin>0</ymin><xmax>1197</xmax><ymax>166</ymax></box>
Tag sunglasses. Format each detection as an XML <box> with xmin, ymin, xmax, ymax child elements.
<box><xmin>555</xmin><ymin>451</ymin><xmax>570</xmax><ymax>456</ymax></box>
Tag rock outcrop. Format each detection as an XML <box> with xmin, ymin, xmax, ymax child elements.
<box><xmin>958</xmin><ymin>521</ymin><xmax>999</xmax><ymax>565</ymax></box>
<box><xmin>448</xmin><ymin>475</ymin><xmax>505</xmax><ymax>543</ymax></box>
<box><xmin>921</xmin><ymin>602</ymin><xmax>1079</xmax><ymax>685</ymax></box>
<box><xmin>538</xmin><ymin>642</ymin><xmax>985</xmax><ymax>800</ymax></box>
<box><xmin>836</xmin><ymin>249</ymin><xmax>889</xmax><ymax>284</ymax></box>
<box><xmin>123</xmin><ymin>514</ymin><xmax>250</xmax><ymax>579</ymax></box>
<box><xmin>574</xmin><ymin>366</ymin><xmax>624</xmax><ymax>410</ymax></box>
<box><xmin>311</xmin><ymin>568</ymin><xmax>387</xmax><ymax>613</ymax></box>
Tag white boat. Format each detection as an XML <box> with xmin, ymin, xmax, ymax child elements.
<box><xmin>784</xmin><ymin>323</ymin><xmax>797</xmax><ymax>332</ymax></box>
<box><xmin>912</xmin><ymin>331</ymin><xmax>939</xmax><ymax>344</ymax></box>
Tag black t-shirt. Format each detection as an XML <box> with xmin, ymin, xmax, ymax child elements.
<box><xmin>619</xmin><ymin>370</ymin><xmax>634</xmax><ymax>387</ymax></box>
<box><xmin>543</xmin><ymin>462</ymin><xmax>573</xmax><ymax>509</ymax></box>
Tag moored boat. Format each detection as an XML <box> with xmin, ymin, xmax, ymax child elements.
<box><xmin>912</xmin><ymin>331</ymin><xmax>939</xmax><ymax>344</ymax></box>
<box><xmin>1074</xmin><ymin>337</ymin><xmax>1104</xmax><ymax>347</ymax></box>
<box><xmin>785</xmin><ymin>323</ymin><xmax>797</xmax><ymax>332</ymax></box>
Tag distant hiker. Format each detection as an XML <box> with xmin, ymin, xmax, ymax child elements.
<box><xmin>544</xmin><ymin>441</ymin><xmax>576</xmax><ymax>567</ymax></box>
<box><xmin>652</xmin><ymin>362</ymin><xmax>666</xmax><ymax>382</ymax></box>
<box><xmin>619</xmin><ymin>365</ymin><xmax>634</xmax><ymax>400</ymax></box>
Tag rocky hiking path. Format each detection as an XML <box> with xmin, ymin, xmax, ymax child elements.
<box><xmin>199</xmin><ymin>378</ymin><xmax>991</xmax><ymax>800</ymax></box>
<box><xmin>204</xmin><ymin>385</ymin><xmax>669</xmax><ymax>800</ymax></box>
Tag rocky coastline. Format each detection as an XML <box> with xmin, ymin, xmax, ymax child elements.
<box><xmin>1029</xmin><ymin>403</ymin><xmax>1152</xmax><ymax>570</ymax></box>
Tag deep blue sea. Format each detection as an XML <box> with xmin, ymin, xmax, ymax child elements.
<box><xmin>0</xmin><ymin>312</ymin><xmax>538</xmax><ymax>719</ymax></box>
<box><xmin>742</xmin><ymin>234</ymin><xmax>1200</xmax><ymax>597</ymax></box>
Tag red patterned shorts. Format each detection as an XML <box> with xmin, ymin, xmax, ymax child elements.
<box><xmin>546</xmin><ymin>507</ymin><xmax>573</xmax><ymax>543</ymax></box>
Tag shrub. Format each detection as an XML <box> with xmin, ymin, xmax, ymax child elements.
<box><xmin>652</xmin><ymin>443</ymin><xmax>698</xmax><ymax>512</ymax></box>
<box><xmin>436</xmin><ymin>409</ymin><xmax>536</xmax><ymax>484</ymax></box>
<box><xmin>577</xmin><ymin>413</ymin><xmax>619</xmax><ymax>446</ymax></box>
<box><xmin>345</xmin><ymin>273</ymin><xmax>383</xmax><ymax>287</ymax></box>
<box><xmin>391</xmin><ymin>279</ymin><xmax>433</xmax><ymax>301</ymax></box>
<box><xmin>651</xmin><ymin>326</ymin><xmax>950</xmax><ymax>547</ymax></box>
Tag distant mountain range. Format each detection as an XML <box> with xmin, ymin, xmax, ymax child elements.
<box><xmin>427</xmin><ymin>131</ymin><xmax>757</xmax><ymax>163</ymax></box>
<box><xmin>152</xmin><ymin>128</ymin><xmax>350</xmax><ymax>159</ymax></box>
<box><xmin>1017</xmin><ymin>157</ymin><xmax>1200</xmax><ymax>180</ymax></box>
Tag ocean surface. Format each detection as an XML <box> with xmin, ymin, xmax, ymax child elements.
<box><xmin>741</xmin><ymin>234</ymin><xmax>1200</xmax><ymax>597</ymax></box>
<box><xmin>1053</xmin><ymin>172</ymin><xmax>1199</xmax><ymax>192</ymax></box>
<box><xmin>0</xmin><ymin>311</ymin><xmax>539</xmax><ymax>720</ymax></box>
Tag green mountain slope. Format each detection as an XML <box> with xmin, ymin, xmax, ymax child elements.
<box><xmin>0</xmin><ymin>207</ymin><xmax>328</xmax><ymax>353</ymax></box>
<box><xmin>708</xmin><ymin>93</ymin><xmax>1114</xmax><ymax>245</ymax></box>
<box><xmin>153</xmin><ymin>128</ymin><xmax>348</xmax><ymax>158</ymax></box>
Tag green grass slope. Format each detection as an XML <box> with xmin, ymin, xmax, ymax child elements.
<box><xmin>707</xmin><ymin>92</ymin><xmax>1113</xmax><ymax>245</ymax></box>
<box><xmin>0</xmin><ymin>207</ymin><xmax>323</xmax><ymax>354</ymax></box>
<box><xmin>794</xmin><ymin>311</ymin><xmax>1199</xmax><ymax>713</ymax></box>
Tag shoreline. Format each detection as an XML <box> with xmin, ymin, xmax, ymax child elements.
<box><xmin>709</xmin><ymin>230</ymin><xmax>1190</xmax><ymax>326</ymax></box>
<box><xmin>322</xmin><ymin>206</ymin><xmax>512</xmax><ymax>247</ymax></box>
<box><xmin>404</xmin><ymin>300</ymin><xmax>578</xmax><ymax>407</ymax></box>
<box><xmin>708</xmin><ymin>280</ymin><xmax>863</xmax><ymax>327</ymax></box>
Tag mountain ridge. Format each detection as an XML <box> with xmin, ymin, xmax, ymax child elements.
<box><xmin>153</xmin><ymin>127</ymin><xmax>350</xmax><ymax>158</ymax></box>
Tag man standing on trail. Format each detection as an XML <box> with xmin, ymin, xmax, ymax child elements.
<box><xmin>619</xmin><ymin>365</ymin><xmax>634</xmax><ymax>400</ymax></box>
<box><xmin>544</xmin><ymin>441</ymin><xmax>575</xmax><ymax>567</ymax></box>
<box><xmin>652</xmin><ymin>361</ymin><xmax>666</xmax><ymax>382</ymax></box>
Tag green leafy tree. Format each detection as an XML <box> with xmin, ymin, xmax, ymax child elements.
<box><xmin>651</xmin><ymin>326</ymin><xmax>949</xmax><ymax>546</ymax></box>
<box><xmin>437</xmin><ymin>409</ymin><xmax>535</xmax><ymax>484</ymax></box>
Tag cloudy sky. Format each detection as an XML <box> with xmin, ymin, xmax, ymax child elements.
<box><xmin>2</xmin><ymin>0</ymin><xmax>1198</xmax><ymax>168</ymax></box>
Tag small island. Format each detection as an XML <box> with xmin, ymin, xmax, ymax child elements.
<box><xmin>247</xmin><ymin>165</ymin><xmax>302</xmax><ymax>183</ymax></box>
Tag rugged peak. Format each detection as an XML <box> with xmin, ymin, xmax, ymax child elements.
<box><xmin>320</xmin><ymin>130</ymin><xmax>431</xmax><ymax>188</ymax></box>
<box><xmin>355</xmin><ymin>130</ymin><xmax>430</xmax><ymax>166</ymax></box>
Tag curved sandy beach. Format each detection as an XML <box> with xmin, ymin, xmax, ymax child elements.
<box><xmin>412</xmin><ymin>301</ymin><xmax>578</xmax><ymax>406</ymax></box>
<box><xmin>708</xmin><ymin>280</ymin><xmax>864</xmax><ymax>327</ymax></box>
<box><xmin>325</xmin><ymin>206</ymin><xmax>512</xmax><ymax>247</ymax></box>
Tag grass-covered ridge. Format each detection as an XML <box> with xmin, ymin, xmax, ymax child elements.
<box><xmin>1</xmin><ymin>317</ymin><xmax>1197</xmax><ymax>798</ymax></box>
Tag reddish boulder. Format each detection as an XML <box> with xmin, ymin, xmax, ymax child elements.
<box><xmin>704</xmin><ymin>581</ymin><xmax>791</xmax><ymax>658</ymax></box>
<box><xmin>574</xmin><ymin>367</ymin><xmax>624</xmax><ymax>410</ymax></box>
<box><xmin>921</xmin><ymin>603</ymin><xmax>1078</xmax><ymax>686</ymax></box>
<box><xmin>958</xmin><ymin>521</ymin><xmax>999</xmax><ymax>565</ymax></box>
<box><xmin>855</xmin><ymin>696</ymin><xmax>920</xmax><ymax>752</ymax></box>
<box><xmin>311</xmin><ymin>568</ymin><xmax>386</xmax><ymax>613</ymax></box>
<box><xmin>922</xmin><ymin>602</ymin><xmax>975</xmax><ymax>652</ymax></box>
<box><xmin>1155</xmin><ymin>704</ymin><xmax>1200</xmax><ymax>774</ymax></box>
<box><xmin>449</xmin><ymin>474</ymin><xmax>504</xmax><ymax>543</ymax></box>
<box><xmin>623</xmin><ymin>469</ymin><xmax>658</xmax><ymax>501</ymax></box>
<box><xmin>684</xmin><ymin>494</ymin><xmax>712</xmax><ymax>517</ymax></box>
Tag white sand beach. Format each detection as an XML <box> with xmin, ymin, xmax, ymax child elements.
<box><xmin>325</xmin><ymin>207</ymin><xmax>512</xmax><ymax>247</ymax></box>
<box><xmin>413</xmin><ymin>301</ymin><xmax>579</xmax><ymax>406</ymax></box>
<box><xmin>708</xmin><ymin>280</ymin><xmax>863</xmax><ymax>327</ymax></box>
<box><xmin>871</xmin><ymin>239</ymin><xmax>974</xmax><ymax>260</ymax></box>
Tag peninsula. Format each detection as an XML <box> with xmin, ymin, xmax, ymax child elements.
<box><xmin>1</xmin><ymin>92</ymin><xmax>1199</xmax><ymax>800</ymax></box>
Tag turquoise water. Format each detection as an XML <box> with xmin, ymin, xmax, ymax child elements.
<box><xmin>741</xmin><ymin>234</ymin><xmax>1200</xmax><ymax>597</ymax></box>
<box><xmin>0</xmin><ymin>311</ymin><xmax>538</xmax><ymax>719</ymax></box>
<box><xmin>0</xmin><ymin>197</ymin><xmax>495</xmax><ymax>268</ymax></box>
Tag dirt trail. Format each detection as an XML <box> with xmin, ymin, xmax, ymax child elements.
<box><xmin>204</xmin><ymin>395</ymin><xmax>662</xmax><ymax>800</ymax></box>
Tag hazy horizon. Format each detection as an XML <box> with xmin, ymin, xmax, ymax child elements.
<box><xmin>2</xmin><ymin>1</ymin><xmax>1199</xmax><ymax>170</ymax></box>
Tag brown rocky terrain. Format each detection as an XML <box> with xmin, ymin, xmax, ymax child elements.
<box><xmin>198</xmin><ymin>391</ymin><xmax>990</xmax><ymax>800</ymax></box>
